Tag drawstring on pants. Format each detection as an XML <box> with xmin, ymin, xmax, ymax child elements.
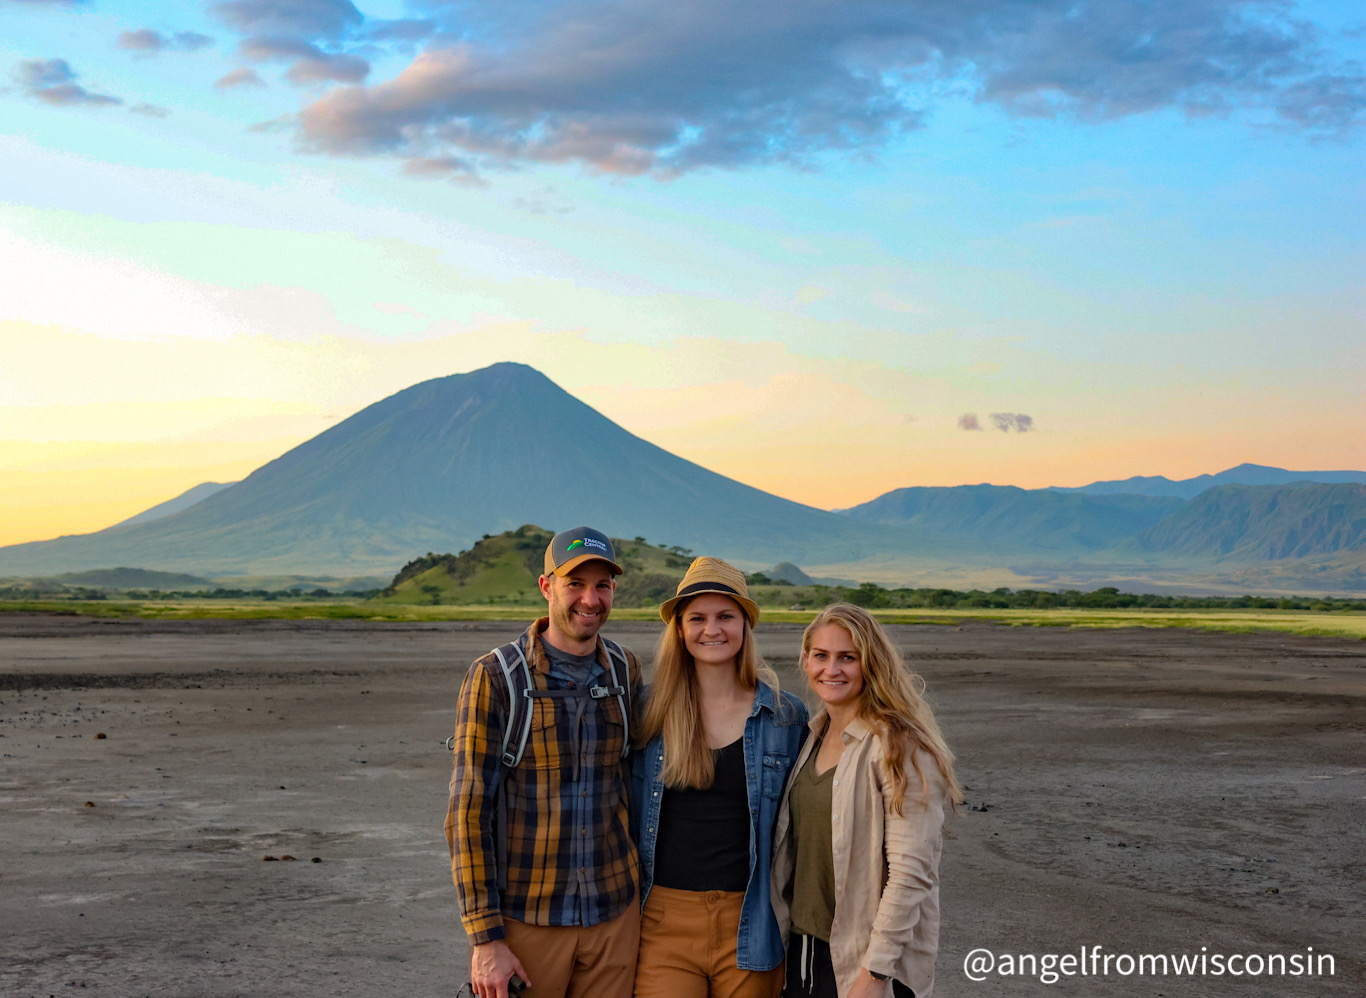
<box><xmin>796</xmin><ymin>933</ymin><xmax>815</xmax><ymax>993</ymax></box>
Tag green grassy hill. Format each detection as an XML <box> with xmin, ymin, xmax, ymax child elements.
<box><xmin>370</xmin><ymin>525</ymin><xmax>702</xmax><ymax>607</ymax></box>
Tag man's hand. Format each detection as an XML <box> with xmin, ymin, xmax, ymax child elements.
<box><xmin>470</xmin><ymin>940</ymin><xmax>530</xmax><ymax>998</ymax></box>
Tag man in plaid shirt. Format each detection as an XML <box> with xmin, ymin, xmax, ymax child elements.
<box><xmin>446</xmin><ymin>526</ymin><xmax>643</xmax><ymax>998</ymax></box>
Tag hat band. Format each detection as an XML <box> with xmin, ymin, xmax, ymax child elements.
<box><xmin>676</xmin><ymin>580</ymin><xmax>742</xmax><ymax>599</ymax></box>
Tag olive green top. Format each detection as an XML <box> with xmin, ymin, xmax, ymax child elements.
<box><xmin>788</xmin><ymin>732</ymin><xmax>837</xmax><ymax>941</ymax></box>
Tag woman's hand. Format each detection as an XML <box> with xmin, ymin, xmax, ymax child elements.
<box><xmin>848</xmin><ymin>969</ymin><xmax>890</xmax><ymax>998</ymax></box>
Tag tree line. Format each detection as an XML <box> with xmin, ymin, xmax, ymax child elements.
<box><xmin>751</xmin><ymin>581</ymin><xmax>1366</xmax><ymax>612</ymax></box>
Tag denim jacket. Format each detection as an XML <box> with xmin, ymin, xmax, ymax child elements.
<box><xmin>630</xmin><ymin>683</ymin><xmax>808</xmax><ymax>971</ymax></box>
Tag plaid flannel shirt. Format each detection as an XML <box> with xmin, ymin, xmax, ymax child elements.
<box><xmin>444</xmin><ymin>618</ymin><xmax>642</xmax><ymax>944</ymax></box>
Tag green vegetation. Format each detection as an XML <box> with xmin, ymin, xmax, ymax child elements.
<box><xmin>0</xmin><ymin>582</ymin><xmax>378</xmax><ymax>602</ymax></box>
<box><xmin>0</xmin><ymin>600</ymin><xmax>1361</xmax><ymax>638</ymax></box>
<box><xmin>790</xmin><ymin>583</ymin><xmax>1366</xmax><ymax>613</ymax></box>
<box><xmin>4</xmin><ymin>526</ymin><xmax>1363</xmax><ymax>638</ymax></box>
<box><xmin>374</xmin><ymin>525</ymin><xmax>695</xmax><ymax>607</ymax></box>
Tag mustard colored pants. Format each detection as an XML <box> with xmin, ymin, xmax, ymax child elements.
<box><xmin>633</xmin><ymin>886</ymin><xmax>783</xmax><ymax>998</ymax></box>
<box><xmin>502</xmin><ymin>901</ymin><xmax>640</xmax><ymax>998</ymax></box>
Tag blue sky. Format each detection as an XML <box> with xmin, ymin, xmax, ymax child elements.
<box><xmin>2</xmin><ymin>0</ymin><xmax>1363</xmax><ymax>544</ymax></box>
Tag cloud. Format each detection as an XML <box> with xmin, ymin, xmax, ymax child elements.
<box><xmin>14</xmin><ymin>58</ymin><xmax>122</xmax><ymax>106</ymax></box>
<box><xmin>34</xmin><ymin>84</ymin><xmax>122</xmax><ymax>107</ymax></box>
<box><xmin>14</xmin><ymin>58</ymin><xmax>75</xmax><ymax>87</ymax></box>
<box><xmin>959</xmin><ymin>413</ymin><xmax>983</xmax><ymax>431</ymax></box>
<box><xmin>129</xmin><ymin>102</ymin><xmax>170</xmax><ymax>117</ymax></box>
<box><xmin>176</xmin><ymin>31</ymin><xmax>215</xmax><ymax>51</ymax></box>
<box><xmin>215</xmin><ymin>67</ymin><xmax>266</xmax><ymax>90</ymax></box>
<box><xmin>1275</xmin><ymin>75</ymin><xmax>1366</xmax><ymax>132</ymax></box>
<box><xmin>211</xmin><ymin>0</ymin><xmax>363</xmax><ymax>41</ymax></box>
<box><xmin>285</xmin><ymin>52</ymin><xmax>369</xmax><ymax>85</ymax></box>
<box><xmin>989</xmin><ymin>412</ymin><xmax>1033</xmax><ymax>433</ymax></box>
<box><xmin>402</xmin><ymin>154</ymin><xmax>479</xmax><ymax>181</ymax></box>
<box><xmin>282</xmin><ymin>0</ymin><xmax>1364</xmax><ymax>178</ymax></box>
<box><xmin>117</xmin><ymin>29</ymin><xmax>163</xmax><ymax>51</ymax></box>
<box><xmin>117</xmin><ymin>29</ymin><xmax>214</xmax><ymax>53</ymax></box>
<box><xmin>238</xmin><ymin>36</ymin><xmax>320</xmax><ymax>60</ymax></box>
<box><xmin>239</xmin><ymin>35</ymin><xmax>369</xmax><ymax>85</ymax></box>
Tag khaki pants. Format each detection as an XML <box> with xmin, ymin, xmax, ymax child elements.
<box><xmin>634</xmin><ymin>886</ymin><xmax>783</xmax><ymax>998</ymax></box>
<box><xmin>502</xmin><ymin>902</ymin><xmax>641</xmax><ymax>998</ymax></box>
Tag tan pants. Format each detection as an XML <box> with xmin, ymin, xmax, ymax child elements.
<box><xmin>502</xmin><ymin>902</ymin><xmax>641</xmax><ymax>998</ymax></box>
<box><xmin>634</xmin><ymin>886</ymin><xmax>784</xmax><ymax>998</ymax></box>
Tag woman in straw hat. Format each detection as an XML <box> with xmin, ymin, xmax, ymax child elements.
<box><xmin>631</xmin><ymin>557</ymin><xmax>808</xmax><ymax>998</ymax></box>
<box><xmin>771</xmin><ymin>603</ymin><xmax>962</xmax><ymax>998</ymax></box>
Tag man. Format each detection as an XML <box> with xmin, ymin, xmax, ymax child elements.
<box><xmin>445</xmin><ymin>526</ymin><xmax>643</xmax><ymax>998</ymax></box>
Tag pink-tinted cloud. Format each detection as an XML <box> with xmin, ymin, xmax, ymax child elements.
<box><xmin>282</xmin><ymin>0</ymin><xmax>1363</xmax><ymax>179</ymax></box>
<box><xmin>33</xmin><ymin>83</ymin><xmax>122</xmax><ymax>106</ymax></box>
<box><xmin>14</xmin><ymin>58</ymin><xmax>121</xmax><ymax>107</ymax></box>
<box><xmin>215</xmin><ymin>67</ymin><xmax>266</xmax><ymax>90</ymax></box>
<box><xmin>239</xmin><ymin>35</ymin><xmax>369</xmax><ymax>85</ymax></box>
<box><xmin>117</xmin><ymin>29</ymin><xmax>214</xmax><ymax>53</ymax></box>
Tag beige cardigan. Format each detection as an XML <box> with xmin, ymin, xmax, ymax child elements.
<box><xmin>771</xmin><ymin>710</ymin><xmax>945</xmax><ymax>997</ymax></box>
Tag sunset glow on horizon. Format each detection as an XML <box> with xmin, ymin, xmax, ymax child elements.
<box><xmin>2</xmin><ymin>1</ymin><xmax>1362</xmax><ymax>549</ymax></box>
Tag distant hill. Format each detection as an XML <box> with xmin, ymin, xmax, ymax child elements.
<box><xmin>768</xmin><ymin>562</ymin><xmax>814</xmax><ymax>585</ymax></box>
<box><xmin>1123</xmin><ymin>482</ymin><xmax>1366</xmax><ymax>561</ymax></box>
<box><xmin>113</xmin><ymin>482</ymin><xmax>236</xmax><ymax>527</ymax></box>
<box><xmin>838</xmin><ymin>485</ymin><xmax>1184</xmax><ymax>554</ymax></box>
<box><xmin>1049</xmin><ymin>463</ymin><xmax>1366</xmax><ymax>500</ymax></box>
<box><xmin>54</xmin><ymin>567</ymin><xmax>215</xmax><ymax>589</ymax></box>
<box><xmin>0</xmin><ymin>363</ymin><xmax>904</xmax><ymax>577</ymax></box>
<box><xmin>373</xmin><ymin>525</ymin><xmax>692</xmax><ymax>607</ymax></box>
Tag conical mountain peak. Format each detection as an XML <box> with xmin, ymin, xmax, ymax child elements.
<box><xmin>0</xmin><ymin>364</ymin><xmax>891</xmax><ymax>576</ymax></box>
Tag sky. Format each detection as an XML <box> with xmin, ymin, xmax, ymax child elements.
<box><xmin>2</xmin><ymin>0</ymin><xmax>1363</xmax><ymax>548</ymax></box>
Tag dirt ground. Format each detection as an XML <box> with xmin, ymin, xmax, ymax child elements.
<box><xmin>1</xmin><ymin>614</ymin><xmax>1361</xmax><ymax>997</ymax></box>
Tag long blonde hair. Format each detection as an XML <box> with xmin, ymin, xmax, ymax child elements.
<box><xmin>636</xmin><ymin>595</ymin><xmax>779</xmax><ymax>789</ymax></box>
<box><xmin>802</xmin><ymin>603</ymin><xmax>963</xmax><ymax>814</ymax></box>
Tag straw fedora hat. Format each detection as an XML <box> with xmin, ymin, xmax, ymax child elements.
<box><xmin>658</xmin><ymin>556</ymin><xmax>760</xmax><ymax>626</ymax></box>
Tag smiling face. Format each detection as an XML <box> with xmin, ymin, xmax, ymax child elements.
<box><xmin>679</xmin><ymin>593</ymin><xmax>746</xmax><ymax>669</ymax></box>
<box><xmin>540</xmin><ymin>560</ymin><xmax>615</xmax><ymax>653</ymax></box>
<box><xmin>803</xmin><ymin>622</ymin><xmax>865</xmax><ymax>716</ymax></box>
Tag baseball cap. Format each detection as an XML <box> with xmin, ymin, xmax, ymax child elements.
<box><xmin>544</xmin><ymin>526</ymin><xmax>623</xmax><ymax>577</ymax></box>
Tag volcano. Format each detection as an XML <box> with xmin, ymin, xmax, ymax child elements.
<box><xmin>0</xmin><ymin>363</ymin><xmax>907</xmax><ymax>576</ymax></box>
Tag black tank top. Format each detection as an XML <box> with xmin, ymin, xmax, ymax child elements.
<box><xmin>653</xmin><ymin>736</ymin><xmax>751</xmax><ymax>891</ymax></box>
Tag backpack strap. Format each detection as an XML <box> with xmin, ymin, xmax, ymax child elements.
<box><xmin>491</xmin><ymin>641</ymin><xmax>534</xmax><ymax>768</ymax></box>
<box><xmin>598</xmin><ymin>637</ymin><xmax>632</xmax><ymax>758</ymax></box>
<box><xmin>490</xmin><ymin>636</ymin><xmax>532</xmax><ymax>892</ymax></box>
<box><xmin>487</xmin><ymin>635</ymin><xmax>632</xmax><ymax>767</ymax></box>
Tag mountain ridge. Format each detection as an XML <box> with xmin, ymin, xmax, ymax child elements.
<box><xmin>1</xmin><ymin>363</ymin><xmax>1361</xmax><ymax>594</ymax></box>
<box><xmin>1122</xmin><ymin>482</ymin><xmax>1366</xmax><ymax>561</ymax></box>
<box><xmin>1046</xmin><ymin>462</ymin><xmax>1366</xmax><ymax>500</ymax></box>
<box><xmin>838</xmin><ymin>485</ymin><xmax>1185</xmax><ymax>555</ymax></box>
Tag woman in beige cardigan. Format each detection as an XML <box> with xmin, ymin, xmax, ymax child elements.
<box><xmin>771</xmin><ymin>604</ymin><xmax>962</xmax><ymax>998</ymax></box>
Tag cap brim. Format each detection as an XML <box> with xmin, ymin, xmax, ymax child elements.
<box><xmin>659</xmin><ymin>588</ymin><xmax>759</xmax><ymax>626</ymax></box>
<box><xmin>552</xmin><ymin>553</ymin><xmax>623</xmax><ymax>577</ymax></box>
